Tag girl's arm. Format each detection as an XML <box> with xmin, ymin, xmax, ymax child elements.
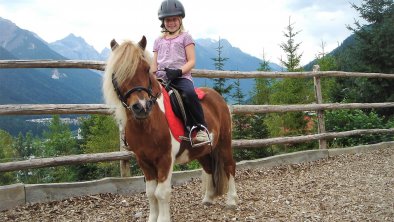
<box><xmin>181</xmin><ymin>44</ymin><xmax>195</xmax><ymax>74</ymax></box>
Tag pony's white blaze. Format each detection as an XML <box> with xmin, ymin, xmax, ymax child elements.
<box><xmin>138</xmin><ymin>98</ymin><xmax>147</xmax><ymax>108</ymax></box>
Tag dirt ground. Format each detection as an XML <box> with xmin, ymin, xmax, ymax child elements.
<box><xmin>1</xmin><ymin>147</ymin><xmax>393</xmax><ymax>221</ymax></box>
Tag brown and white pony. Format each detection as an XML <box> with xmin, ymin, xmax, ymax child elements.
<box><xmin>103</xmin><ymin>36</ymin><xmax>237</xmax><ymax>222</ymax></box>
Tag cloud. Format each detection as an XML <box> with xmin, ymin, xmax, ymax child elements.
<box><xmin>286</xmin><ymin>0</ymin><xmax>362</xmax><ymax>11</ymax></box>
<box><xmin>0</xmin><ymin>0</ymin><xmax>363</xmax><ymax>66</ymax></box>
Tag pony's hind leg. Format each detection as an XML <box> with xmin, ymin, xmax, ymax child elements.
<box><xmin>198</xmin><ymin>155</ymin><xmax>216</xmax><ymax>205</ymax></box>
<box><xmin>222</xmin><ymin>151</ymin><xmax>238</xmax><ymax>208</ymax></box>
<box><xmin>201</xmin><ymin>170</ymin><xmax>215</xmax><ymax>205</ymax></box>
<box><xmin>146</xmin><ymin>180</ymin><xmax>159</xmax><ymax>222</ymax></box>
<box><xmin>226</xmin><ymin>174</ymin><xmax>238</xmax><ymax>208</ymax></box>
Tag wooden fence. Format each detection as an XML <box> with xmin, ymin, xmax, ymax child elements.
<box><xmin>0</xmin><ymin>60</ymin><xmax>393</xmax><ymax>176</ymax></box>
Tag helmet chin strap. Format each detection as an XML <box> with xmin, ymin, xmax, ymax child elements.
<box><xmin>162</xmin><ymin>28</ymin><xmax>180</xmax><ymax>35</ymax></box>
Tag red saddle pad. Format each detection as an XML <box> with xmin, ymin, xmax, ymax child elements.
<box><xmin>161</xmin><ymin>87</ymin><xmax>205</xmax><ymax>142</ymax></box>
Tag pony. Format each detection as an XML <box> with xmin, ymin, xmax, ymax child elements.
<box><xmin>103</xmin><ymin>36</ymin><xmax>237</xmax><ymax>222</ymax></box>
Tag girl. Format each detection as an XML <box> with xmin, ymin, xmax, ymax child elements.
<box><xmin>151</xmin><ymin>0</ymin><xmax>210</xmax><ymax>146</ymax></box>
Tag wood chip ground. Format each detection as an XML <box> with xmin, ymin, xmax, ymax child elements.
<box><xmin>1</xmin><ymin>147</ymin><xmax>393</xmax><ymax>221</ymax></box>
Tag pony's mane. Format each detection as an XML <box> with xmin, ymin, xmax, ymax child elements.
<box><xmin>103</xmin><ymin>40</ymin><xmax>152</xmax><ymax>127</ymax></box>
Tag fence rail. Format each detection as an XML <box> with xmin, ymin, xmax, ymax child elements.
<box><xmin>1</xmin><ymin>59</ymin><xmax>394</xmax><ymax>78</ymax></box>
<box><xmin>0</xmin><ymin>151</ymin><xmax>133</xmax><ymax>172</ymax></box>
<box><xmin>1</xmin><ymin>103</ymin><xmax>394</xmax><ymax>115</ymax></box>
<box><xmin>0</xmin><ymin>60</ymin><xmax>393</xmax><ymax>175</ymax></box>
<box><xmin>1</xmin><ymin>128</ymin><xmax>394</xmax><ymax>173</ymax></box>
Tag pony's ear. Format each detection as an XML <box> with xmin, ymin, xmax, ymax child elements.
<box><xmin>138</xmin><ymin>36</ymin><xmax>147</xmax><ymax>50</ymax></box>
<box><xmin>110</xmin><ymin>39</ymin><xmax>119</xmax><ymax>51</ymax></box>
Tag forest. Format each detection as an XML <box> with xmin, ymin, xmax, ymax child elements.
<box><xmin>0</xmin><ymin>0</ymin><xmax>393</xmax><ymax>185</ymax></box>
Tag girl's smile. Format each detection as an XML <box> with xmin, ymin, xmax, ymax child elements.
<box><xmin>164</xmin><ymin>16</ymin><xmax>181</xmax><ymax>33</ymax></box>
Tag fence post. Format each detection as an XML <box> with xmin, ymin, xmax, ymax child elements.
<box><xmin>313</xmin><ymin>65</ymin><xmax>327</xmax><ymax>149</ymax></box>
<box><xmin>119</xmin><ymin>125</ymin><xmax>131</xmax><ymax>177</ymax></box>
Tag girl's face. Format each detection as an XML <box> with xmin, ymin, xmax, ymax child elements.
<box><xmin>164</xmin><ymin>16</ymin><xmax>181</xmax><ymax>33</ymax></box>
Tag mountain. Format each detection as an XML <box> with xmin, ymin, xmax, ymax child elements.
<box><xmin>193</xmin><ymin>38</ymin><xmax>283</xmax><ymax>101</ymax></box>
<box><xmin>48</xmin><ymin>34</ymin><xmax>283</xmax><ymax>102</ymax></box>
<box><xmin>49</xmin><ymin>33</ymin><xmax>108</xmax><ymax>61</ymax></box>
<box><xmin>303</xmin><ymin>34</ymin><xmax>356</xmax><ymax>71</ymax></box>
<box><xmin>0</xmin><ymin>16</ymin><xmax>285</xmax><ymax>105</ymax></box>
<box><xmin>195</xmin><ymin>38</ymin><xmax>282</xmax><ymax>71</ymax></box>
<box><xmin>0</xmin><ymin>17</ymin><xmax>103</xmax><ymax>104</ymax></box>
<box><xmin>0</xmin><ymin>18</ymin><xmax>63</xmax><ymax>60</ymax></box>
<box><xmin>100</xmin><ymin>47</ymin><xmax>111</xmax><ymax>61</ymax></box>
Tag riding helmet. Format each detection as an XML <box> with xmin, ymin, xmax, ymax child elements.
<box><xmin>158</xmin><ymin>0</ymin><xmax>185</xmax><ymax>20</ymax></box>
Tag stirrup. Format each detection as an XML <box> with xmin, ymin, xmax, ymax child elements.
<box><xmin>189</xmin><ymin>125</ymin><xmax>212</xmax><ymax>148</ymax></box>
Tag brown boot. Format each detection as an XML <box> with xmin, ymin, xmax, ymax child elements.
<box><xmin>195</xmin><ymin>130</ymin><xmax>209</xmax><ymax>143</ymax></box>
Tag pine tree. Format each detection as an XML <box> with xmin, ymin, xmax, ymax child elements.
<box><xmin>231</xmin><ymin>79</ymin><xmax>249</xmax><ymax>140</ymax></box>
<box><xmin>232</xmin><ymin>51</ymin><xmax>272</xmax><ymax>161</ymax></box>
<box><xmin>250</xmin><ymin>51</ymin><xmax>271</xmax><ymax>140</ymax></box>
<box><xmin>331</xmin><ymin>0</ymin><xmax>394</xmax><ymax>117</ymax></box>
<box><xmin>231</xmin><ymin>79</ymin><xmax>245</xmax><ymax>105</ymax></box>
<box><xmin>211</xmin><ymin>37</ymin><xmax>233</xmax><ymax>101</ymax></box>
<box><xmin>250</xmin><ymin>51</ymin><xmax>271</xmax><ymax>141</ymax></box>
<box><xmin>316</xmin><ymin>41</ymin><xmax>337</xmax><ymax>102</ymax></box>
<box><xmin>279</xmin><ymin>17</ymin><xmax>303</xmax><ymax>72</ymax></box>
<box><xmin>267</xmin><ymin>17</ymin><xmax>316</xmax><ymax>152</ymax></box>
<box><xmin>347</xmin><ymin>0</ymin><xmax>394</xmax><ymax>74</ymax></box>
<box><xmin>253</xmin><ymin>50</ymin><xmax>272</xmax><ymax>105</ymax></box>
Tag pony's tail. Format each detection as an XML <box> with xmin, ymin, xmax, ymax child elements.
<box><xmin>212</xmin><ymin>147</ymin><xmax>229</xmax><ymax>196</ymax></box>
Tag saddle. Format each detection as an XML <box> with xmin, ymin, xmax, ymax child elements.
<box><xmin>159</xmin><ymin>80</ymin><xmax>211</xmax><ymax>147</ymax></box>
<box><xmin>166</xmin><ymin>84</ymin><xmax>189</xmax><ymax>129</ymax></box>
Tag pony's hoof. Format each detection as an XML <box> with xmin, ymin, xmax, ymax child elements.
<box><xmin>202</xmin><ymin>201</ymin><xmax>214</xmax><ymax>206</ymax></box>
<box><xmin>225</xmin><ymin>204</ymin><xmax>237</xmax><ymax>210</ymax></box>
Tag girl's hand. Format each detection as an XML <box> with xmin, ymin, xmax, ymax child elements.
<box><xmin>165</xmin><ymin>68</ymin><xmax>182</xmax><ymax>80</ymax></box>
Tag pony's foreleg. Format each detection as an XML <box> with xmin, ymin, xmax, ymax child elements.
<box><xmin>226</xmin><ymin>174</ymin><xmax>238</xmax><ymax>208</ymax></box>
<box><xmin>201</xmin><ymin>171</ymin><xmax>215</xmax><ymax>205</ymax></box>
<box><xmin>155</xmin><ymin>177</ymin><xmax>172</xmax><ymax>222</ymax></box>
<box><xmin>146</xmin><ymin>180</ymin><xmax>159</xmax><ymax>222</ymax></box>
<box><xmin>155</xmin><ymin>152</ymin><xmax>176</xmax><ymax>222</ymax></box>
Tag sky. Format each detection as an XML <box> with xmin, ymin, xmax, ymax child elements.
<box><xmin>0</xmin><ymin>0</ymin><xmax>365</xmax><ymax>65</ymax></box>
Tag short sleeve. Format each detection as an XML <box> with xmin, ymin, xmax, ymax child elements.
<box><xmin>153</xmin><ymin>38</ymin><xmax>160</xmax><ymax>52</ymax></box>
<box><xmin>183</xmin><ymin>32</ymin><xmax>195</xmax><ymax>47</ymax></box>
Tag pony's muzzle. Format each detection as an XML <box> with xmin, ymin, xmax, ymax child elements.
<box><xmin>131</xmin><ymin>100</ymin><xmax>153</xmax><ymax>119</ymax></box>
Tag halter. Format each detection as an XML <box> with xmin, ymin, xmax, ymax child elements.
<box><xmin>111</xmin><ymin>73</ymin><xmax>160</xmax><ymax>111</ymax></box>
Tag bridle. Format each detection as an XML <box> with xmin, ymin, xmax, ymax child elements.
<box><xmin>111</xmin><ymin>72</ymin><xmax>160</xmax><ymax>112</ymax></box>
